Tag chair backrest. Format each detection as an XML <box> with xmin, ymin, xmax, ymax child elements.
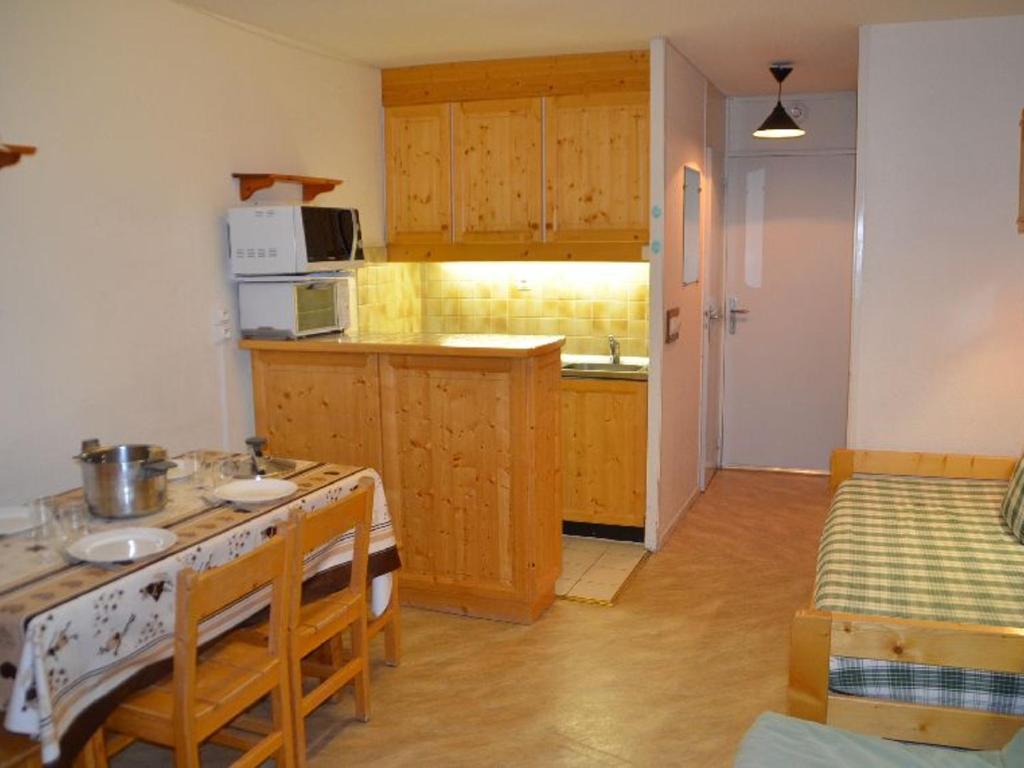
<box><xmin>291</xmin><ymin>476</ymin><xmax>374</xmax><ymax>598</ymax></box>
<box><xmin>173</xmin><ymin>521</ymin><xmax>294</xmax><ymax>709</ymax></box>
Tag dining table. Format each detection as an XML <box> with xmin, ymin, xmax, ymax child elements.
<box><xmin>0</xmin><ymin>453</ymin><xmax>400</xmax><ymax>766</ymax></box>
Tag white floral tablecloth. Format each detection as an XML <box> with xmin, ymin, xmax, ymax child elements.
<box><xmin>0</xmin><ymin>460</ymin><xmax>398</xmax><ymax>764</ymax></box>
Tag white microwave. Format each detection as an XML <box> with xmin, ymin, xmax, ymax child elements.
<box><xmin>228</xmin><ymin>206</ymin><xmax>364</xmax><ymax>277</ymax></box>
<box><xmin>238</xmin><ymin>276</ymin><xmax>357</xmax><ymax>339</ymax></box>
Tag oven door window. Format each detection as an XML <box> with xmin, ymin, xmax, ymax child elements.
<box><xmin>294</xmin><ymin>283</ymin><xmax>338</xmax><ymax>334</ymax></box>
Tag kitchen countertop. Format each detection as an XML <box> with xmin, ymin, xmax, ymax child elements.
<box><xmin>240</xmin><ymin>332</ymin><xmax>565</xmax><ymax>358</ymax></box>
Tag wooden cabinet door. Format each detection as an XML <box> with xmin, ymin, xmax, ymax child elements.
<box><xmin>251</xmin><ymin>351</ymin><xmax>382</xmax><ymax>470</ymax></box>
<box><xmin>561</xmin><ymin>378</ymin><xmax>647</xmax><ymax>526</ymax></box>
<box><xmin>545</xmin><ymin>92</ymin><xmax>649</xmax><ymax>243</ymax></box>
<box><xmin>379</xmin><ymin>354</ymin><xmax>522</xmax><ymax>598</ymax></box>
<box><xmin>385</xmin><ymin>104</ymin><xmax>452</xmax><ymax>244</ymax></box>
<box><xmin>453</xmin><ymin>98</ymin><xmax>542</xmax><ymax>242</ymax></box>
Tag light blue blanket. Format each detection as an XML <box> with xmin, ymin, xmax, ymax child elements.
<box><xmin>735</xmin><ymin>713</ymin><xmax>1024</xmax><ymax>767</ymax></box>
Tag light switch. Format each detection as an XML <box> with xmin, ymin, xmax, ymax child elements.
<box><xmin>665</xmin><ymin>307</ymin><xmax>680</xmax><ymax>343</ymax></box>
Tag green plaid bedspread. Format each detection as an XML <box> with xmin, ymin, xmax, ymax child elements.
<box><xmin>815</xmin><ymin>474</ymin><xmax>1024</xmax><ymax>626</ymax></box>
<box><xmin>829</xmin><ymin>657</ymin><xmax>1024</xmax><ymax>715</ymax></box>
<box><xmin>815</xmin><ymin>474</ymin><xmax>1024</xmax><ymax>714</ymax></box>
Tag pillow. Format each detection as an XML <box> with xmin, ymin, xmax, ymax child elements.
<box><xmin>1003</xmin><ymin>456</ymin><xmax>1024</xmax><ymax>543</ymax></box>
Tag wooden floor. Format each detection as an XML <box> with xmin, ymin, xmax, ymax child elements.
<box><xmin>115</xmin><ymin>470</ymin><xmax>829</xmax><ymax>767</ymax></box>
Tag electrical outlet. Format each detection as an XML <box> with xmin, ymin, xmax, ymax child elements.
<box><xmin>211</xmin><ymin>307</ymin><xmax>233</xmax><ymax>345</ymax></box>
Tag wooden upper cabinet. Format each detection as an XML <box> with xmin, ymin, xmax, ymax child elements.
<box><xmin>385</xmin><ymin>104</ymin><xmax>452</xmax><ymax>243</ymax></box>
<box><xmin>381</xmin><ymin>52</ymin><xmax>650</xmax><ymax>259</ymax></box>
<box><xmin>453</xmin><ymin>98</ymin><xmax>542</xmax><ymax>243</ymax></box>
<box><xmin>545</xmin><ymin>91</ymin><xmax>650</xmax><ymax>243</ymax></box>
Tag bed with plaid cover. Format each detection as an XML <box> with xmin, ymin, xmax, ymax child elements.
<box><xmin>814</xmin><ymin>474</ymin><xmax>1024</xmax><ymax>715</ymax></box>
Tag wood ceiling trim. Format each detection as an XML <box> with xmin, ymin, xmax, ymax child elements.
<box><xmin>382</xmin><ymin>50</ymin><xmax>649</xmax><ymax>106</ymax></box>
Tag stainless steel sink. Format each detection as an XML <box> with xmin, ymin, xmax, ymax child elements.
<box><xmin>561</xmin><ymin>362</ymin><xmax>648</xmax><ymax>381</ymax></box>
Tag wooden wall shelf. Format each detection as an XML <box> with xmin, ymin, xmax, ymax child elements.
<box><xmin>0</xmin><ymin>144</ymin><xmax>37</xmax><ymax>170</ymax></box>
<box><xmin>232</xmin><ymin>173</ymin><xmax>342</xmax><ymax>202</ymax></box>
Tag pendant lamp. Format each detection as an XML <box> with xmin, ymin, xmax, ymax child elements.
<box><xmin>753</xmin><ymin>64</ymin><xmax>805</xmax><ymax>139</ymax></box>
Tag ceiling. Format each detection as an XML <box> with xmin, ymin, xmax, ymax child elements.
<box><xmin>176</xmin><ymin>0</ymin><xmax>1024</xmax><ymax>94</ymax></box>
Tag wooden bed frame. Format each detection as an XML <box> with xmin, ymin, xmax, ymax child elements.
<box><xmin>788</xmin><ymin>449</ymin><xmax>1024</xmax><ymax>749</ymax></box>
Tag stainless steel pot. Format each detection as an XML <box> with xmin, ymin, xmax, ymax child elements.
<box><xmin>74</xmin><ymin>440</ymin><xmax>177</xmax><ymax>519</ymax></box>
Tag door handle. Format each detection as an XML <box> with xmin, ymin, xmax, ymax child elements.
<box><xmin>704</xmin><ymin>308</ymin><xmax>723</xmax><ymax>321</ymax></box>
<box><xmin>727</xmin><ymin>297</ymin><xmax>750</xmax><ymax>335</ymax></box>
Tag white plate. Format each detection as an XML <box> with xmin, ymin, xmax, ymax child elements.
<box><xmin>213</xmin><ymin>478</ymin><xmax>298</xmax><ymax>506</ymax></box>
<box><xmin>67</xmin><ymin>527</ymin><xmax>177</xmax><ymax>564</ymax></box>
<box><xmin>0</xmin><ymin>506</ymin><xmax>39</xmax><ymax>536</ymax></box>
<box><xmin>166</xmin><ymin>455</ymin><xmax>196</xmax><ymax>481</ymax></box>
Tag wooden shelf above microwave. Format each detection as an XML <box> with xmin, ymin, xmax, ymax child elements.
<box><xmin>0</xmin><ymin>143</ymin><xmax>37</xmax><ymax>170</ymax></box>
<box><xmin>232</xmin><ymin>173</ymin><xmax>343</xmax><ymax>202</ymax></box>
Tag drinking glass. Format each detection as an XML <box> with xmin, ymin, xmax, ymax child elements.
<box><xmin>57</xmin><ymin>500</ymin><xmax>92</xmax><ymax>543</ymax></box>
<box><xmin>30</xmin><ymin>496</ymin><xmax>66</xmax><ymax>565</ymax></box>
<box><xmin>198</xmin><ymin>456</ymin><xmax>234</xmax><ymax>491</ymax></box>
<box><xmin>30</xmin><ymin>496</ymin><xmax>59</xmax><ymax>540</ymax></box>
<box><xmin>175</xmin><ymin>451</ymin><xmax>201</xmax><ymax>485</ymax></box>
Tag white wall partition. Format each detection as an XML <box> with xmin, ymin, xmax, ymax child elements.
<box><xmin>646</xmin><ymin>39</ymin><xmax>709</xmax><ymax>549</ymax></box>
<box><xmin>0</xmin><ymin>1</ymin><xmax>384</xmax><ymax>500</ymax></box>
<box><xmin>849</xmin><ymin>16</ymin><xmax>1024</xmax><ymax>455</ymax></box>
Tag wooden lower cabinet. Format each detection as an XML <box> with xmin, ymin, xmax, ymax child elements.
<box><xmin>247</xmin><ymin>341</ymin><xmax>562</xmax><ymax>624</ymax></box>
<box><xmin>380</xmin><ymin>352</ymin><xmax>561</xmax><ymax>623</ymax></box>
<box><xmin>561</xmin><ymin>377</ymin><xmax>647</xmax><ymax>527</ymax></box>
<box><xmin>251</xmin><ymin>350</ymin><xmax>383</xmax><ymax>469</ymax></box>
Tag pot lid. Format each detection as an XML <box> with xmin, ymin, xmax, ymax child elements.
<box><xmin>76</xmin><ymin>442</ymin><xmax>167</xmax><ymax>464</ymax></box>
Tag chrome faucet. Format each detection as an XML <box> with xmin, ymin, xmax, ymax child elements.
<box><xmin>608</xmin><ymin>335</ymin><xmax>621</xmax><ymax>365</ymax></box>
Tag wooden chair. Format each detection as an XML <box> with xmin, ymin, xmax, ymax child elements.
<box><xmin>101</xmin><ymin>523</ymin><xmax>297</xmax><ymax>768</ymax></box>
<box><xmin>0</xmin><ymin>729</ymin><xmax>41</xmax><ymax>768</ymax></box>
<box><xmin>367</xmin><ymin>575</ymin><xmax>401</xmax><ymax>668</ymax></box>
<box><xmin>287</xmin><ymin>477</ymin><xmax>374</xmax><ymax>766</ymax></box>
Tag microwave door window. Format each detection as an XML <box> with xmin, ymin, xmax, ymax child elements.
<box><xmin>301</xmin><ymin>207</ymin><xmax>344</xmax><ymax>263</ymax></box>
<box><xmin>338</xmin><ymin>210</ymin><xmax>363</xmax><ymax>260</ymax></box>
<box><xmin>334</xmin><ymin>209</ymin><xmax>363</xmax><ymax>260</ymax></box>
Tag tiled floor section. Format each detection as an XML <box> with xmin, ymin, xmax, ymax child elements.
<box><xmin>557</xmin><ymin>536</ymin><xmax>646</xmax><ymax>603</ymax></box>
<box><xmin>113</xmin><ymin>470</ymin><xmax>829</xmax><ymax>767</ymax></box>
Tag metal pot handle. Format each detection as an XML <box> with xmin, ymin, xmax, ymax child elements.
<box><xmin>142</xmin><ymin>460</ymin><xmax>177</xmax><ymax>474</ymax></box>
<box><xmin>74</xmin><ymin>438</ymin><xmax>102</xmax><ymax>461</ymax></box>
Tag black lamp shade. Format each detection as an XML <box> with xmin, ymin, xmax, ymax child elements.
<box><xmin>753</xmin><ymin>101</ymin><xmax>805</xmax><ymax>139</ymax></box>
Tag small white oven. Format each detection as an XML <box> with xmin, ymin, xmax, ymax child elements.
<box><xmin>237</xmin><ymin>276</ymin><xmax>356</xmax><ymax>339</ymax></box>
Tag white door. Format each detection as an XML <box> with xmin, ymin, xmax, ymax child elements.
<box><xmin>722</xmin><ymin>153</ymin><xmax>854</xmax><ymax>471</ymax></box>
<box><xmin>699</xmin><ymin>146</ymin><xmax>726</xmax><ymax>489</ymax></box>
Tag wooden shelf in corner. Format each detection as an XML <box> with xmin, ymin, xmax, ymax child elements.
<box><xmin>232</xmin><ymin>173</ymin><xmax>343</xmax><ymax>202</ymax></box>
<box><xmin>0</xmin><ymin>144</ymin><xmax>37</xmax><ymax>170</ymax></box>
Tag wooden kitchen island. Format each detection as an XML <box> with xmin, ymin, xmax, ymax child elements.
<box><xmin>241</xmin><ymin>333</ymin><xmax>564</xmax><ymax>623</ymax></box>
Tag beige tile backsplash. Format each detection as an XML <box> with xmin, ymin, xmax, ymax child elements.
<box><xmin>356</xmin><ymin>259</ymin><xmax>649</xmax><ymax>356</ymax></box>
<box><xmin>355</xmin><ymin>258</ymin><xmax>422</xmax><ymax>334</ymax></box>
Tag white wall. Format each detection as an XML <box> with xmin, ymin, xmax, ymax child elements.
<box><xmin>849</xmin><ymin>16</ymin><xmax>1024</xmax><ymax>455</ymax></box>
<box><xmin>0</xmin><ymin>0</ymin><xmax>384</xmax><ymax>501</ymax></box>
<box><xmin>646</xmin><ymin>39</ymin><xmax>708</xmax><ymax>548</ymax></box>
